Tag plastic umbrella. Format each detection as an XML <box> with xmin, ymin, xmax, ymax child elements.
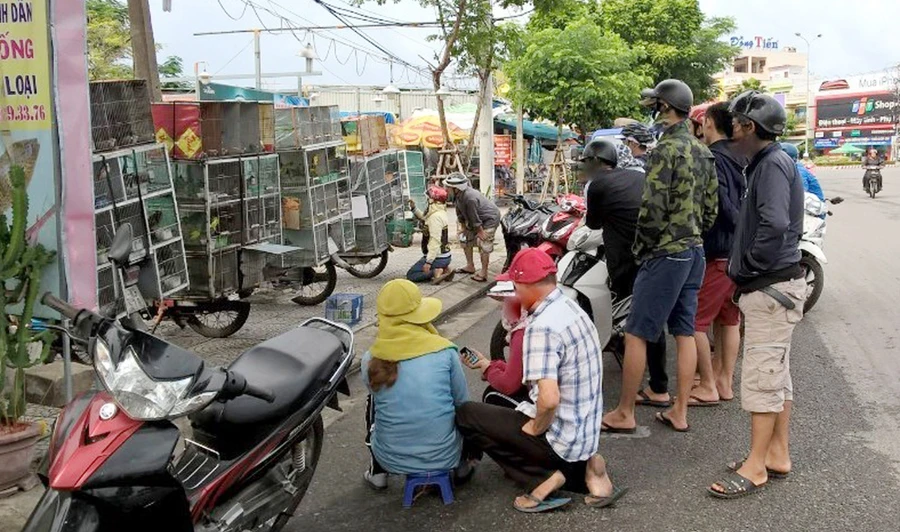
<box><xmin>830</xmin><ymin>143</ymin><xmax>864</xmax><ymax>155</ymax></box>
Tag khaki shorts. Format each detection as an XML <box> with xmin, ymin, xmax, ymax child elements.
<box><xmin>739</xmin><ymin>278</ymin><xmax>806</xmax><ymax>414</ymax></box>
<box><xmin>464</xmin><ymin>225</ymin><xmax>498</xmax><ymax>254</ymax></box>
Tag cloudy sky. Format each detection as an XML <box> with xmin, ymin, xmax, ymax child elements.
<box><xmin>148</xmin><ymin>0</ymin><xmax>900</xmax><ymax>91</ymax></box>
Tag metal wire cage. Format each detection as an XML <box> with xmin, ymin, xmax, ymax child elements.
<box><xmin>89</xmin><ymin>80</ymin><xmax>156</xmax><ymax>152</ymax></box>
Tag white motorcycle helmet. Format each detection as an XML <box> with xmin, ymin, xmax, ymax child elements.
<box><xmin>443</xmin><ymin>172</ymin><xmax>470</xmax><ymax>190</ymax></box>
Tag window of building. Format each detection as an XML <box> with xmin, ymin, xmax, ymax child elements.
<box><xmin>734</xmin><ymin>57</ymin><xmax>749</xmax><ymax>74</ymax></box>
<box><xmin>751</xmin><ymin>57</ymin><xmax>767</xmax><ymax>74</ymax></box>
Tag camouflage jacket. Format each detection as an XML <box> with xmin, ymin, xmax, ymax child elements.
<box><xmin>632</xmin><ymin>120</ymin><xmax>718</xmax><ymax>262</ymax></box>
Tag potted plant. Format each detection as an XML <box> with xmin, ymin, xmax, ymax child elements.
<box><xmin>0</xmin><ymin>165</ymin><xmax>56</xmax><ymax>494</ymax></box>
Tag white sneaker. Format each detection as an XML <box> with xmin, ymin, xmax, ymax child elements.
<box><xmin>364</xmin><ymin>470</ymin><xmax>388</xmax><ymax>490</ymax></box>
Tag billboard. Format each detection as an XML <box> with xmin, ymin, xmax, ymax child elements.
<box><xmin>816</xmin><ymin>92</ymin><xmax>900</xmax><ymax>129</ymax></box>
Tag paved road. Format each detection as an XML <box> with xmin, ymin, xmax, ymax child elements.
<box><xmin>287</xmin><ymin>168</ymin><xmax>900</xmax><ymax>532</ymax></box>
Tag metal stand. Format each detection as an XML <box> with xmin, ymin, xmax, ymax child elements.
<box><xmin>540</xmin><ymin>146</ymin><xmax>570</xmax><ymax>202</ymax></box>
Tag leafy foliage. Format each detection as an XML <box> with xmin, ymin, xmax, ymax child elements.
<box><xmin>86</xmin><ymin>0</ymin><xmax>132</xmax><ymax>80</ymax></box>
<box><xmin>159</xmin><ymin>55</ymin><xmax>191</xmax><ymax>90</ymax></box>
<box><xmin>506</xmin><ymin>18</ymin><xmax>651</xmax><ymax>136</ymax></box>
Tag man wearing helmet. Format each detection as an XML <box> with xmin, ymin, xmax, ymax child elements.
<box><xmin>620</xmin><ymin>123</ymin><xmax>655</xmax><ymax>167</ymax></box>
<box><xmin>602</xmin><ymin>79</ymin><xmax>718</xmax><ymax>435</ymax></box>
<box><xmin>406</xmin><ymin>186</ymin><xmax>455</xmax><ymax>285</ymax></box>
<box><xmin>708</xmin><ymin>90</ymin><xmax>806</xmax><ymax>500</ymax></box>
<box><xmin>581</xmin><ymin>138</ymin><xmax>670</xmax><ymax>406</ymax></box>
<box><xmin>443</xmin><ymin>173</ymin><xmax>501</xmax><ymax>282</ymax></box>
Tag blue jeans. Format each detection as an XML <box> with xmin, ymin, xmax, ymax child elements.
<box><xmin>406</xmin><ymin>255</ymin><xmax>452</xmax><ymax>283</ymax></box>
<box><xmin>626</xmin><ymin>246</ymin><xmax>705</xmax><ymax>341</ymax></box>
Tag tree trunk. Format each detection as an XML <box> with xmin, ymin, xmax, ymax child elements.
<box><xmin>432</xmin><ymin>0</ymin><xmax>468</xmax><ymax>148</ymax></box>
<box><xmin>128</xmin><ymin>0</ymin><xmax>161</xmax><ymax>102</ymax></box>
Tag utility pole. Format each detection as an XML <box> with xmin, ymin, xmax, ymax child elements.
<box><xmin>128</xmin><ymin>0</ymin><xmax>162</xmax><ymax>101</ymax></box>
<box><xmin>253</xmin><ymin>29</ymin><xmax>262</xmax><ymax>89</ymax></box>
<box><xmin>477</xmin><ymin>5</ymin><xmax>494</xmax><ymax>197</ymax></box>
<box><xmin>795</xmin><ymin>32</ymin><xmax>822</xmax><ymax>158</ymax></box>
<box><xmin>515</xmin><ymin>104</ymin><xmax>524</xmax><ymax>194</ymax></box>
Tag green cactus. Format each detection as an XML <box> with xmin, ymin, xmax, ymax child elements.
<box><xmin>1</xmin><ymin>165</ymin><xmax>56</xmax><ymax>426</ymax></box>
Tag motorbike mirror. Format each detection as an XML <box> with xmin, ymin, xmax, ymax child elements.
<box><xmin>108</xmin><ymin>223</ymin><xmax>134</xmax><ymax>266</ymax></box>
<box><xmin>829</xmin><ymin>196</ymin><xmax>844</xmax><ymax>205</ymax></box>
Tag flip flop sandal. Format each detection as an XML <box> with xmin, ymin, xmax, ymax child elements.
<box><xmin>601</xmin><ymin>421</ymin><xmax>636</xmax><ymax>435</ymax></box>
<box><xmin>455</xmin><ymin>267</ymin><xmax>477</xmax><ymax>274</ymax></box>
<box><xmin>513</xmin><ymin>493</ymin><xmax>571</xmax><ymax>513</ymax></box>
<box><xmin>470</xmin><ymin>275</ymin><xmax>488</xmax><ymax>283</ymax></box>
<box><xmin>687</xmin><ymin>395</ymin><xmax>721</xmax><ymax>407</ymax></box>
<box><xmin>634</xmin><ymin>389</ymin><xmax>671</xmax><ymax>408</ymax></box>
<box><xmin>707</xmin><ymin>472</ymin><xmax>767</xmax><ymax>499</ymax></box>
<box><xmin>585</xmin><ymin>486</ymin><xmax>629</xmax><ymax>508</ymax></box>
<box><xmin>727</xmin><ymin>459</ymin><xmax>790</xmax><ymax>480</ymax></box>
<box><xmin>655</xmin><ymin>412</ymin><xmax>690</xmax><ymax>433</ymax></box>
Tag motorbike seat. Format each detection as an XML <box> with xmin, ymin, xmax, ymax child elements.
<box><xmin>190</xmin><ymin>327</ymin><xmax>343</xmax><ymax>440</ymax></box>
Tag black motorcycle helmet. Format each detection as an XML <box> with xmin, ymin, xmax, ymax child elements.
<box><xmin>729</xmin><ymin>90</ymin><xmax>787</xmax><ymax>136</ymax></box>
<box><xmin>641</xmin><ymin>79</ymin><xmax>694</xmax><ymax>114</ymax></box>
<box><xmin>581</xmin><ymin>138</ymin><xmax>618</xmax><ymax>167</ymax></box>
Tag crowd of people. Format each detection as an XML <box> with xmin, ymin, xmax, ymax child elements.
<box><xmin>362</xmin><ymin>78</ymin><xmax>811</xmax><ymax>512</ymax></box>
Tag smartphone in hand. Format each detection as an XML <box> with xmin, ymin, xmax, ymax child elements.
<box><xmin>460</xmin><ymin>346</ymin><xmax>480</xmax><ymax>366</ymax></box>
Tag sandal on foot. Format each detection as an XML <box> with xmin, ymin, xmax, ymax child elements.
<box><xmin>585</xmin><ymin>486</ymin><xmax>629</xmax><ymax>508</ymax></box>
<box><xmin>455</xmin><ymin>267</ymin><xmax>476</xmax><ymax>274</ymax></box>
<box><xmin>471</xmin><ymin>274</ymin><xmax>487</xmax><ymax>282</ymax></box>
<box><xmin>687</xmin><ymin>395</ymin><xmax>720</xmax><ymax>407</ymax></box>
<box><xmin>655</xmin><ymin>412</ymin><xmax>690</xmax><ymax>433</ymax></box>
<box><xmin>635</xmin><ymin>390</ymin><xmax>671</xmax><ymax>408</ymax></box>
<box><xmin>708</xmin><ymin>472</ymin><xmax>766</xmax><ymax>499</ymax></box>
<box><xmin>727</xmin><ymin>459</ymin><xmax>790</xmax><ymax>480</ymax></box>
<box><xmin>601</xmin><ymin>421</ymin><xmax>636</xmax><ymax>434</ymax></box>
<box><xmin>513</xmin><ymin>493</ymin><xmax>571</xmax><ymax>513</ymax></box>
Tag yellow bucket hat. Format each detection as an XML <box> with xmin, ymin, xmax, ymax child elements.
<box><xmin>376</xmin><ymin>279</ymin><xmax>442</xmax><ymax>324</ymax></box>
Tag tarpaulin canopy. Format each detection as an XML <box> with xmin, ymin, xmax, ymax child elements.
<box><xmin>494</xmin><ymin>114</ymin><xmax>576</xmax><ymax>142</ymax></box>
<box><xmin>393</xmin><ymin>115</ymin><xmax>467</xmax><ymax>148</ymax></box>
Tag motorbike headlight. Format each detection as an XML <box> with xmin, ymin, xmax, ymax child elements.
<box><xmin>95</xmin><ymin>345</ymin><xmax>194</xmax><ymax>420</ymax></box>
<box><xmin>804</xmin><ymin>195</ymin><xmax>826</xmax><ymax>217</ymax></box>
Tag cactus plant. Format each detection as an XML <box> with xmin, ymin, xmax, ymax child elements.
<box><xmin>0</xmin><ymin>165</ymin><xmax>56</xmax><ymax>428</ymax></box>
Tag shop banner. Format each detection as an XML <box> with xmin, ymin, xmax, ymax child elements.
<box><xmin>0</xmin><ymin>0</ymin><xmax>64</xmax><ymax>314</ymax></box>
<box><xmin>200</xmin><ymin>81</ymin><xmax>308</xmax><ymax>107</ymax></box>
<box><xmin>494</xmin><ymin>134</ymin><xmax>512</xmax><ymax>166</ymax></box>
<box><xmin>816</xmin><ymin>92</ymin><xmax>899</xmax><ymax>130</ymax></box>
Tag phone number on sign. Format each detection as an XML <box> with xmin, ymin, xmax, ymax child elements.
<box><xmin>2</xmin><ymin>105</ymin><xmax>47</xmax><ymax>122</ymax></box>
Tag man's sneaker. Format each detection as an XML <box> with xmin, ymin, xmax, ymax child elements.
<box><xmin>364</xmin><ymin>470</ymin><xmax>388</xmax><ymax>490</ymax></box>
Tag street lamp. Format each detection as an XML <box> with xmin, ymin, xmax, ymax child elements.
<box><xmin>298</xmin><ymin>43</ymin><xmax>317</xmax><ymax>74</ymax></box>
<box><xmin>796</xmin><ymin>32</ymin><xmax>823</xmax><ymax>158</ymax></box>
<box><xmin>435</xmin><ymin>86</ymin><xmax>451</xmax><ymax>98</ymax></box>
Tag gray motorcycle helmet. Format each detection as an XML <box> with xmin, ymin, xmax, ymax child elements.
<box><xmin>641</xmin><ymin>79</ymin><xmax>694</xmax><ymax>113</ymax></box>
<box><xmin>621</xmin><ymin>123</ymin><xmax>655</xmax><ymax>147</ymax></box>
<box><xmin>581</xmin><ymin>138</ymin><xmax>618</xmax><ymax>167</ymax></box>
<box><xmin>729</xmin><ymin>90</ymin><xmax>787</xmax><ymax>136</ymax></box>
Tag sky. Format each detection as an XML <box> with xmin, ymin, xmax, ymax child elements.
<box><xmin>148</xmin><ymin>0</ymin><xmax>900</xmax><ymax>92</ymax></box>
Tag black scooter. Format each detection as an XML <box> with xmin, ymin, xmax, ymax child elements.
<box><xmin>499</xmin><ymin>194</ymin><xmax>557</xmax><ymax>271</ymax></box>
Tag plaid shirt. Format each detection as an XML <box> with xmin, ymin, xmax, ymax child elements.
<box><xmin>520</xmin><ymin>288</ymin><xmax>604</xmax><ymax>462</ymax></box>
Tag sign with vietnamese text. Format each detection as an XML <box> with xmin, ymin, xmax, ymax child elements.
<box><xmin>0</xmin><ymin>0</ymin><xmax>51</xmax><ymax>130</ymax></box>
<box><xmin>200</xmin><ymin>81</ymin><xmax>308</xmax><ymax>107</ymax></box>
<box><xmin>816</xmin><ymin>92</ymin><xmax>899</xmax><ymax>129</ymax></box>
<box><xmin>730</xmin><ymin>35</ymin><xmax>780</xmax><ymax>51</ymax></box>
<box><xmin>494</xmin><ymin>135</ymin><xmax>512</xmax><ymax>166</ymax></box>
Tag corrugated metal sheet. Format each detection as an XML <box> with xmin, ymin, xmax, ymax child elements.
<box><xmin>313</xmin><ymin>89</ymin><xmax>479</xmax><ymax>119</ymax></box>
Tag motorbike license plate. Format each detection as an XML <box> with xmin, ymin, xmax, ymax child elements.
<box><xmin>123</xmin><ymin>285</ymin><xmax>146</xmax><ymax>315</ymax></box>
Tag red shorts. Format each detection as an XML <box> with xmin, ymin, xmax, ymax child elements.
<box><xmin>695</xmin><ymin>259</ymin><xmax>740</xmax><ymax>332</ymax></box>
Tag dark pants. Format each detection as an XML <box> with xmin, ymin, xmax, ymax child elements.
<box><xmin>406</xmin><ymin>255</ymin><xmax>452</xmax><ymax>283</ymax></box>
<box><xmin>482</xmin><ymin>386</ymin><xmax>530</xmax><ymax>408</ymax></box>
<box><xmin>617</xmin><ymin>262</ymin><xmax>669</xmax><ymax>395</ymax></box>
<box><xmin>455</xmin><ymin>402</ymin><xmax>588</xmax><ymax>493</ymax></box>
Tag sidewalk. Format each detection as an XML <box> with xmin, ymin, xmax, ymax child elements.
<box><xmin>0</xmin><ymin>208</ymin><xmax>504</xmax><ymax>531</ymax></box>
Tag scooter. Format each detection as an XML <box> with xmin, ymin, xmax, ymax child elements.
<box><xmin>535</xmin><ymin>194</ymin><xmax>587</xmax><ymax>261</ymax></box>
<box><xmin>25</xmin><ymin>232</ymin><xmax>355</xmax><ymax>532</ymax></box>
<box><xmin>500</xmin><ymin>194</ymin><xmax>557</xmax><ymax>271</ymax></box>
<box><xmin>489</xmin><ymin>226</ymin><xmax>625</xmax><ymax>367</ymax></box>
<box><xmin>799</xmin><ymin>193</ymin><xmax>843</xmax><ymax>314</ymax></box>
<box><xmin>864</xmin><ymin>165</ymin><xmax>882</xmax><ymax>199</ymax></box>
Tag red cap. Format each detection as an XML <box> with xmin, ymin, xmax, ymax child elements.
<box><xmin>427</xmin><ymin>186</ymin><xmax>448</xmax><ymax>203</ymax></box>
<box><xmin>495</xmin><ymin>248</ymin><xmax>557</xmax><ymax>283</ymax></box>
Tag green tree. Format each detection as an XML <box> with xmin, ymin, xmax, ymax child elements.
<box><xmin>159</xmin><ymin>55</ymin><xmax>191</xmax><ymax>90</ymax></box>
<box><xmin>506</xmin><ymin>18</ymin><xmax>651</xmax><ymax>139</ymax></box>
<box><xmin>86</xmin><ymin>0</ymin><xmax>132</xmax><ymax>80</ymax></box>
<box><xmin>597</xmin><ymin>0</ymin><xmax>738</xmax><ymax>102</ymax></box>
<box><xmin>526</xmin><ymin>0</ymin><xmax>593</xmax><ymax>31</ymax></box>
<box><xmin>737</xmin><ymin>77</ymin><xmax>766</xmax><ymax>93</ymax></box>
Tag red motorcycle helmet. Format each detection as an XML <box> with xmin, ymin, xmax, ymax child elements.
<box><xmin>689</xmin><ymin>102</ymin><xmax>712</xmax><ymax>126</ymax></box>
<box><xmin>427</xmin><ymin>186</ymin><xmax>449</xmax><ymax>203</ymax></box>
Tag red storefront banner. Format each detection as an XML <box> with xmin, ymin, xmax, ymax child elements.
<box><xmin>494</xmin><ymin>134</ymin><xmax>512</xmax><ymax>166</ymax></box>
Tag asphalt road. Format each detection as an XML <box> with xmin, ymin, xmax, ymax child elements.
<box><xmin>287</xmin><ymin>168</ymin><xmax>900</xmax><ymax>532</ymax></box>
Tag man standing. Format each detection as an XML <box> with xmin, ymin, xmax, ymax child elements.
<box><xmin>620</xmin><ymin>123</ymin><xmax>656</xmax><ymax>168</ymax></box>
<box><xmin>690</xmin><ymin>102</ymin><xmax>747</xmax><ymax>405</ymax></box>
<box><xmin>456</xmin><ymin>248</ymin><xmax>626</xmax><ymax>513</ymax></box>
<box><xmin>602</xmin><ymin>79</ymin><xmax>718</xmax><ymax>434</ymax></box>
<box><xmin>709</xmin><ymin>91</ymin><xmax>806</xmax><ymax>499</ymax></box>
<box><xmin>444</xmin><ymin>173</ymin><xmax>501</xmax><ymax>283</ymax></box>
<box><xmin>580</xmin><ymin>138</ymin><xmax>671</xmax><ymax>407</ymax></box>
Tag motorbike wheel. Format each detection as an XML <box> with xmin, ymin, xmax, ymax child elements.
<box><xmin>489</xmin><ymin>320</ymin><xmax>509</xmax><ymax>361</ymax></box>
<box><xmin>345</xmin><ymin>250</ymin><xmax>389</xmax><ymax>279</ymax></box>
<box><xmin>870</xmin><ymin>180</ymin><xmax>878</xmax><ymax>198</ymax></box>
<box><xmin>185</xmin><ymin>300</ymin><xmax>252</xmax><ymax>338</ymax></box>
<box><xmin>291</xmin><ymin>262</ymin><xmax>338</xmax><ymax>306</ymax></box>
<box><xmin>800</xmin><ymin>255</ymin><xmax>824</xmax><ymax>314</ymax></box>
<box><xmin>270</xmin><ymin>415</ymin><xmax>324</xmax><ymax>532</ymax></box>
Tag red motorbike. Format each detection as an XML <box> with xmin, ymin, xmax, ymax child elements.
<box><xmin>26</xmin><ymin>250</ymin><xmax>354</xmax><ymax>532</ymax></box>
<box><xmin>535</xmin><ymin>193</ymin><xmax>587</xmax><ymax>260</ymax></box>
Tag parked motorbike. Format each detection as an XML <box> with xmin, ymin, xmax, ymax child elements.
<box><xmin>500</xmin><ymin>194</ymin><xmax>557</xmax><ymax>271</ymax></box>
<box><xmin>799</xmin><ymin>193</ymin><xmax>843</xmax><ymax>313</ymax></box>
<box><xmin>489</xmin><ymin>226</ymin><xmax>627</xmax><ymax>367</ymax></box>
<box><xmin>26</xmin><ymin>249</ymin><xmax>354</xmax><ymax>531</ymax></box>
<box><xmin>535</xmin><ymin>194</ymin><xmax>587</xmax><ymax>261</ymax></box>
<box><xmin>864</xmin><ymin>165</ymin><xmax>882</xmax><ymax>198</ymax></box>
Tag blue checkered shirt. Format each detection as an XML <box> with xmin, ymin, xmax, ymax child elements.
<box><xmin>520</xmin><ymin>288</ymin><xmax>604</xmax><ymax>462</ymax></box>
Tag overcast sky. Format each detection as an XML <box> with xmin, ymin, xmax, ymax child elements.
<box><xmin>149</xmin><ymin>0</ymin><xmax>900</xmax><ymax>91</ymax></box>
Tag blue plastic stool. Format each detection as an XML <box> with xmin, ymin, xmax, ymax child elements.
<box><xmin>402</xmin><ymin>471</ymin><xmax>454</xmax><ymax>508</ymax></box>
